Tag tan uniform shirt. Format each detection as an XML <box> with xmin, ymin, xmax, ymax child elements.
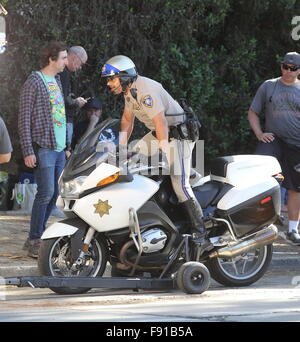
<box><xmin>124</xmin><ymin>76</ymin><xmax>186</xmax><ymax>130</ymax></box>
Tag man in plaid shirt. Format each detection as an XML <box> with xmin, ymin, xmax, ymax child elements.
<box><xmin>18</xmin><ymin>41</ymin><xmax>68</xmax><ymax>258</ymax></box>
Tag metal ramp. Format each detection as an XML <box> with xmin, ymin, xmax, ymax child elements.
<box><xmin>3</xmin><ymin>276</ymin><xmax>175</xmax><ymax>290</ymax></box>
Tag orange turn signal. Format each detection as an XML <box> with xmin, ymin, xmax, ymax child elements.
<box><xmin>97</xmin><ymin>172</ymin><xmax>120</xmax><ymax>187</ymax></box>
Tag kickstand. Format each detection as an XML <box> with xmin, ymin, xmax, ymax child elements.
<box><xmin>159</xmin><ymin>235</ymin><xmax>191</xmax><ymax>279</ymax></box>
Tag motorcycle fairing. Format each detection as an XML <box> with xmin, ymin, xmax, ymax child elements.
<box><xmin>72</xmin><ymin>174</ymin><xmax>159</xmax><ymax>232</ymax></box>
<box><xmin>42</xmin><ymin>222</ymin><xmax>79</xmax><ymax>239</ymax></box>
<box><xmin>41</xmin><ymin>217</ymin><xmax>90</xmax><ymax>240</ymax></box>
<box><xmin>137</xmin><ymin>201</ymin><xmax>179</xmax><ymax>257</ymax></box>
<box><xmin>80</xmin><ymin>162</ymin><xmax>120</xmax><ymax>192</ymax></box>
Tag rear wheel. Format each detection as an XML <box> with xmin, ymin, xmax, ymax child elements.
<box><xmin>206</xmin><ymin>244</ymin><xmax>273</xmax><ymax>287</ymax></box>
<box><xmin>38</xmin><ymin>234</ymin><xmax>108</xmax><ymax>294</ymax></box>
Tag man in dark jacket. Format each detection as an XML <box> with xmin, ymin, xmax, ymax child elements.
<box><xmin>59</xmin><ymin>46</ymin><xmax>88</xmax><ymax>146</ymax></box>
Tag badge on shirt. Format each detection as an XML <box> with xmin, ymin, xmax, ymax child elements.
<box><xmin>142</xmin><ymin>95</ymin><xmax>153</xmax><ymax>108</ymax></box>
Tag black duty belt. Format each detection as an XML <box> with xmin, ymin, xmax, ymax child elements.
<box><xmin>151</xmin><ymin>126</ymin><xmax>182</xmax><ymax>140</ymax></box>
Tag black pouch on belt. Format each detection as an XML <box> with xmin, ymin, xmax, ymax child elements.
<box><xmin>175</xmin><ymin>98</ymin><xmax>202</xmax><ymax>142</ymax></box>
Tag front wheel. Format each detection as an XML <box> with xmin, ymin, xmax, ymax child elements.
<box><xmin>206</xmin><ymin>244</ymin><xmax>273</xmax><ymax>287</ymax></box>
<box><xmin>38</xmin><ymin>233</ymin><xmax>108</xmax><ymax>295</ymax></box>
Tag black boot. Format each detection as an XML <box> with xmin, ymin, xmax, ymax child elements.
<box><xmin>182</xmin><ymin>198</ymin><xmax>205</xmax><ymax>235</ymax></box>
<box><xmin>182</xmin><ymin>198</ymin><xmax>212</xmax><ymax>248</ymax></box>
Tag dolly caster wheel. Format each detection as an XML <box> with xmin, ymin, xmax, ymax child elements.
<box><xmin>176</xmin><ymin>261</ymin><xmax>210</xmax><ymax>294</ymax></box>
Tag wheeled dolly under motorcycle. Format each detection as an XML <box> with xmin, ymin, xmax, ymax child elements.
<box><xmin>3</xmin><ymin>234</ymin><xmax>211</xmax><ymax>295</ymax></box>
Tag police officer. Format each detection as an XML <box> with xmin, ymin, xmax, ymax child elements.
<box><xmin>101</xmin><ymin>55</ymin><xmax>210</xmax><ymax>247</ymax></box>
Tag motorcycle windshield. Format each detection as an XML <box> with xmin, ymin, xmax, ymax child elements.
<box><xmin>63</xmin><ymin>118</ymin><xmax>120</xmax><ymax>181</ymax></box>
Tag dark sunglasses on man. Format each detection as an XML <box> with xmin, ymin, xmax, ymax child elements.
<box><xmin>281</xmin><ymin>63</ymin><xmax>300</xmax><ymax>72</ymax></box>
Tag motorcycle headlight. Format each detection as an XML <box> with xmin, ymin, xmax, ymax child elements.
<box><xmin>59</xmin><ymin>176</ymin><xmax>87</xmax><ymax>198</ymax></box>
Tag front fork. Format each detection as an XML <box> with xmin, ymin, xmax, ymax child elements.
<box><xmin>71</xmin><ymin>227</ymin><xmax>96</xmax><ymax>271</ymax></box>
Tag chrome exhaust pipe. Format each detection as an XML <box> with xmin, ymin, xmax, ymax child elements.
<box><xmin>209</xmin><ymin>224</ymin><xmax>278</xmax><ymax>259</ymax></box>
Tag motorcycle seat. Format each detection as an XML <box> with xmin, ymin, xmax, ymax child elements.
<box><xmin>193</xmin><ymin>180</ymin><xmax>232</xmax><ymax>209</ymax></box>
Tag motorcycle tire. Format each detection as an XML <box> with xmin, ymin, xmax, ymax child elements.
<box><xmin>38</xmin><ymin>234</ymin><xmax>108</xmax><ymax>295</ymax></box>
<box><xmin>176</xmin><ymin>261</ymin><xmax>210</xmax><ymax>294</ymax></box>
<box><xmin>206</xmin><ymin>244</ymin><xmax>273</xmax><ymax>287</ymax></box>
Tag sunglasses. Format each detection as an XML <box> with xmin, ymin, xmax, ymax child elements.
<box><xmin>281</xmin><ymin>63</ymin><xmax>300</xmax><ymax>72</ymax></box>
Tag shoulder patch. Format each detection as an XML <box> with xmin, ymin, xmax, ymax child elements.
<box><xmin>142</xmin><ymin>95</ymin><xmax>153</xmax><ymax>108</ymax></box>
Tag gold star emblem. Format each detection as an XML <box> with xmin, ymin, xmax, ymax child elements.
<box><xmin>93</xmin><ymin>199</ymin><xmax>112</xmax><ymax>217</ymax></box>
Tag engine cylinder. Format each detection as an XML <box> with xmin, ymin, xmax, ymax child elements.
<box><xmin>141</xmin><ymin>228</ymin><xmax>167</xmax><ymax>254</ymax></box>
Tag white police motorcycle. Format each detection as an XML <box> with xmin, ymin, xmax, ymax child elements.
<box><xmin>38</xmin><ymin>118</ymin><xmax>282</xmax><ymax>295</ymax></box>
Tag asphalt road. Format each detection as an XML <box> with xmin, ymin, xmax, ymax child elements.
<box><xmin>1</xmin><ymin>267</ymin><xmax>300</xmax><ymax>323</ymax></box>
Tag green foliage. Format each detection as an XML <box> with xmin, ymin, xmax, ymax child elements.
<box><xmin>0</xmin><ymin>0</ymin><xmax>299</xmax><ymax>172</ymax></box>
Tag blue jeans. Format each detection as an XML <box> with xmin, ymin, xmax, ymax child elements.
<box><xmin>29</xmin><ymin>148</ymin><xmax>66</xmax><ymax>240</ymax></box>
